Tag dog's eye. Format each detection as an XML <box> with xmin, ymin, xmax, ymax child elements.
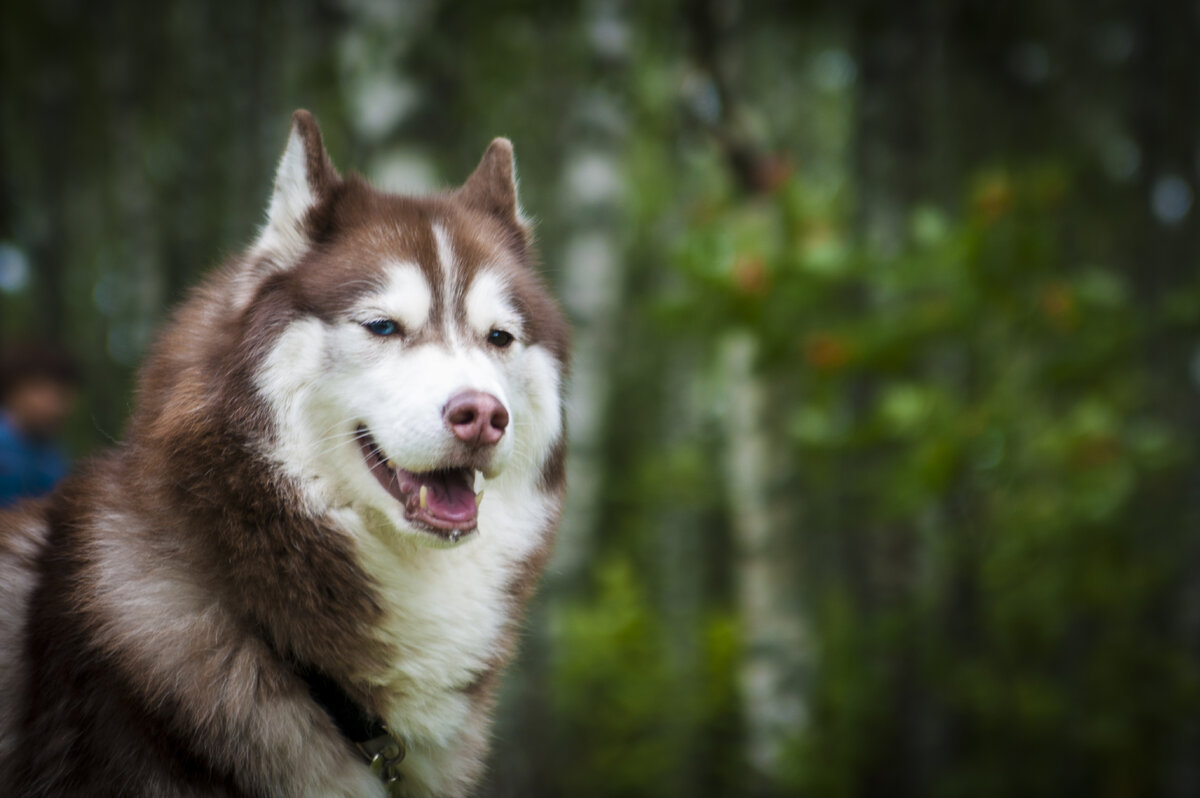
<box><xmin>364</xmin><ymin>319</ymin><xmax>402</xmax><ymax>337</ymax></box>
<box><xmin>487</xmin><ymin>329</ymin><xmax>515</xmax><ymax>349</ymax></box>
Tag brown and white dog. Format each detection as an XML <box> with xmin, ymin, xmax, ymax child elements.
<box><xmin>0</xmin><ymin>111</ymin><xmax>569</xmax><ymax>797</ymax></box>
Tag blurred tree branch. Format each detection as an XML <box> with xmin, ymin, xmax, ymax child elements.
<box><xmin>684</xmin><ymin>0</ymin><xmax>790</xmax><ymax>195</ymax></box>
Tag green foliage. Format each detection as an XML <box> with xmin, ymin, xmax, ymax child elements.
<box><xmin>549</xmin><ymin>558</ymin><xmax>741</xmax><ymax>797</ymax></box>
<box><xmin>649</xmin><ymin>153</ymin><xmax>1200</xmax><ymax>795</ymax></box>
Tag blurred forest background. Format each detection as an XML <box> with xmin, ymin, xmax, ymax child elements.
<box><xmin>3</xmin><ymin>0</ymin><xmax>1200</xmax><ymax>796</ymax></box>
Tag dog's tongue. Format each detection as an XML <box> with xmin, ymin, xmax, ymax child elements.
<box><xmin>421</xmin><ymin>469</ymin><xmax>477</xmax><ymax>525</ymax></box>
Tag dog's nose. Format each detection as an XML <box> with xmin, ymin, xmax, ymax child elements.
<box><xmin>443</xmin><ymin>391</ymin><xmax>509</xmax><ymax>447</ymax></box>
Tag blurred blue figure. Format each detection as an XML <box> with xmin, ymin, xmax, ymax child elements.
<box><xmin>0</xmin><ymin>343</ymin><xmax>79</xmax><ymax>508</ymax></box>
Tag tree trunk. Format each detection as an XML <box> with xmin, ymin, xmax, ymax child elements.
<box><xmin>720</xmin><ymin>332</ymin><xmax>809</xmax><ymax>795</ymax></box>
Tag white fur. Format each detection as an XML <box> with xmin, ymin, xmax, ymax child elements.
<box><xmin>463</xmin><ymin>270</ymin><xmax>523</xmax><ymax>343</ymax></box>
<box><xmin>366</xmin><ymin>261</ymin><xmax>433</xmax><ymax>332</ymax></box>
<box><xmin>252</xmin><ymin>124</ymin><xmax>317</xmax><ymax>264</ymax></box>
<box><xmin>253</xmin><ymin>248</ymin><xmax>564</xmax><ymax>796</ymax></box>
<box><xmin>432</xmin><ymin>224</ymin><xmax>458</xmax><ymax>338</ymax></box>
<box><xmin>255</xmin><ymin>317</ymin><xmax>339</xmax><ymax>513</ymax></box>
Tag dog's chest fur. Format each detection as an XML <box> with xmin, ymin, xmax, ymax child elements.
<box><xmin>346</xmin><ymin>478</ymin><xmax>556</xmax><ymax>737</ymax></box>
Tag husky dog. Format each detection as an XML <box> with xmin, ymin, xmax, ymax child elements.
<box><xmin>0</xmin><ymin>111</ymin><xmax>569</xmax><ymax>797</ymax></box>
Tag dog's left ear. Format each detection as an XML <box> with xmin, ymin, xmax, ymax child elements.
<box><xmin>458</xmin><ymin>138</ymin><xmax>529</xmax><ymax>242</ymax></box>
<box><xmin>254</xmin><ymin>110</ymin><xmax>339</xmax><ymax>259</ymax></box>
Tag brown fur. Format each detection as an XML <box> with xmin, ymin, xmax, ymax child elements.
<box><xmin>0</xmin><ymin>112</ymin><xmax>568</xmax><ymax>797</ymax></box>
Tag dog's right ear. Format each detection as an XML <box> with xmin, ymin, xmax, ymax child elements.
<box><xmin>253</xmin><ymin>110</ymin><xmax>339</xmax><ymax>261</ymax></box>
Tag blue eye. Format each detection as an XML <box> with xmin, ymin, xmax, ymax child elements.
<box><xmin>364</xmin><ymin>319</ymin><xmax>402</xmax><ymax>337</ymax></box>
<box><xmin>487</xmin><ymin>329</ymin><xmax>515</xmax><ymax>348</ymax></box>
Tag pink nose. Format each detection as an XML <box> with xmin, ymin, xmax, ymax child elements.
<box><xmin>443</xmin><ymin>391</ymin><xmax>509</xmax><ymax>447</ymax></box>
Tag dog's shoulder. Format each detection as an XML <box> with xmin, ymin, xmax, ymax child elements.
<box><xmin>0</xmin><ymin>498</ymin><xmax>51</xmax><ymax>777</ymax></box>
<box><xmin>0</xmin><ymin>498</ymin><xmax>52</xmax><ymax>658</ymax></box>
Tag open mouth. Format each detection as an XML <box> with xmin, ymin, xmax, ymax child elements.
<box><xmin>356</xmin><ymin>425</ymin><xmax>480</xmax><ymax>541</ymax></box>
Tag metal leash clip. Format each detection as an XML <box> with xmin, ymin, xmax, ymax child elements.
<box><xmin>357</xmin><ymin>729</ymin><xmax>406</xmax><ymax>797</ymax></box>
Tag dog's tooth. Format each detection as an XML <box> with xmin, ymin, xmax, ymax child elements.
<box><xmin>419</xmin><ymin>485</ymin><xmax>428</xmax><ymax>509</ymax></box>
<box><xmin>475</xmin><ymin>491</ymin><xmax>484</xmax><ymax>508</ymax></box>
<box><xmin>474</xmin><ymin>470</ymin><xmax>484</xmax><ymax>492</ymax></box>
<box><xmin>386</xmin><ymin>459</ymin><xmax>397</xmax><ymax>472</ymax></box>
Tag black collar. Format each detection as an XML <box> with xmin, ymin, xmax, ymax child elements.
<box><xmin>296</xmin><ymin>664</ymin><xmax>406</xmax><ymax>790</ymax></box>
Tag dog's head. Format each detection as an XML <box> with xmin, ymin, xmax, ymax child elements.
<box><xmin>230</xmin><ymin>111</ymin><xmax>567</xmax><ymax>547</ymax></box>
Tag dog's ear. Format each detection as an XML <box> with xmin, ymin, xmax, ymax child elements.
<box><xmin>458</xmin><ymin>138</ymin><xmax>529</xmax><ymax>243</ymax></box>
<box><xmin>254</xmin><ymin>110</ymin><xmax>339</xmax><ymax>259</ymax></box>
